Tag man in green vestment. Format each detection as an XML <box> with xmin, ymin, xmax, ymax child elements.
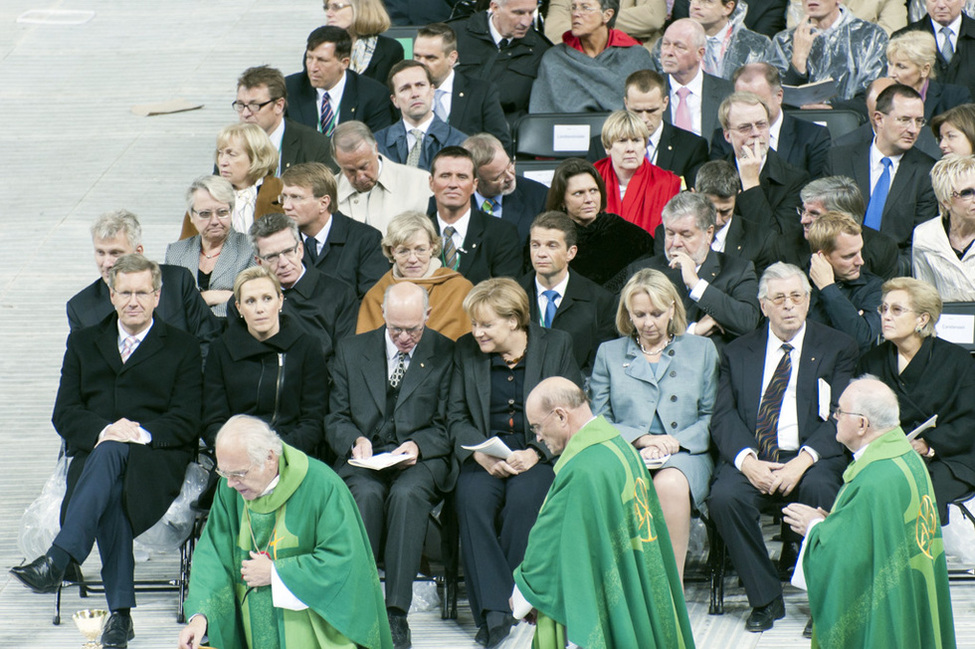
<box><xmin>783</xmin><ymin>378</ymin><xmax>956</xmax><ymax>649</ymax></box>
<box><xmin>512</xmin><ymin>378</ymin><xmax>695</xmax><ymax>649</ymax></box>
<box><xmin>178</xmin><ymin>415</ymin><xmax>393</xmax><ymax>649</ymax></box>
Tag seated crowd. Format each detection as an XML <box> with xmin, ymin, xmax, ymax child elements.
<box><xmin>12</xmin><ymin>0</ymin><xmax>975</xmax><ymax>648</ymax></box>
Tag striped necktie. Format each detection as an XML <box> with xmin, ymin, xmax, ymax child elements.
<box><xmin>320</xmin><ymin>93</ymin><xmax>335</xmax><ymax>136</ymax></box>
<box><xmin>755</xmin><ymin>343</ymin><xmax>793</xmax><ymax>462</ymax></box>
<box><xmin>443</xmin><ymin>226</ymin><xmax>459</xmax><ymax>270</ymax></box>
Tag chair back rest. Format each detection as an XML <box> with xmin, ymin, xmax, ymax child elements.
<box><xmin>515</xmin><ymin>112</ymin><xmax>611</xmax><ymax>159</ymax></box>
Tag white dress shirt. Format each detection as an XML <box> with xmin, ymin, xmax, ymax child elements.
<box><xmin>669</xmin><ymin>69</ymin><xmax>705</xmax><ymax>136</ymax></box>
<box><xmin>534</xmin><ymin>272</ymin><xmax>570</xmax><ymax>326</ymax></box>
<box><xmin>869</xmin><ymin>140</ymin><xmax>904</xmax><ymax>193</ymax></box>
<box><xmin>438</xmin><ymin>209</ymin><xmax>472</xmax><ymax>251</ymax></box>
<box><xmin>385</xmin><ymin>333</ymin><xmax>416</xmax><ymax>380</ymax></box>
<box><xmin>315</xmin><ymin>71</ymin><xmax>348</xmax><ymax>123</ymax></box>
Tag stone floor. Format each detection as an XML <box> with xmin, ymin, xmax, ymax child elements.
<box><xmin>0</xmin><ymin>1</ymin><xmax>973</xmax><ymax>646</ymax></box>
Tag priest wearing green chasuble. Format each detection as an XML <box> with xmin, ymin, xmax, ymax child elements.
<box><xmin>179</xmin><ymin>415</ymin><xmax>392</xmax><ymax>649</ymax></box>
<box><xmin>512</xmin><ymin>378</ymin><xmax>695</xmax><ymax>649</ymax></box>
<box><xmin>784</xmin><ymin>378</ymin><xmax>956</xmax><ymax>649</ymax></box>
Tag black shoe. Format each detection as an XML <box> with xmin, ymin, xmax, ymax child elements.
<box><xmin>745</xmin><ymin>596</ymin><xmax>785</xmax><ymax>633</ymax></box>
<box><xmin>389</xmin><ymin>612</ymin><xmax>411</xmax><ymax>649</ymax></box>
<box><xmin>101</xmin><ymin>613</ymin><xmax>135</xmax><ymax>649</ymax></box>
<box><xmin>778</xmin><ymin>541</ymin><xmax>800</xmax><ymax>579</ymax></box>
<box><xmin>485</xmin><ymin>611</ymin><xmax>516</xmax><ymax>649</ymax></box>
<box><xmin>803</xmin><ymin>617</ymin><xmax>814</xmax><ymax>638</ymax></box>
<box><xmin>9</xmin><ymin>555</ymin><xmax>66</xmax><ymax>594</ymax></box>
<box><xmin>475</xmin><ymin>624</ymin><xmax>488</xmax><ymax>646</ymax></box>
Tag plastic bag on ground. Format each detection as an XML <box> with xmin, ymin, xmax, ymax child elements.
<box><xmin>134</xmin><ymin>462</ymin><xmax>209</xmax><ymax>554</ymax></box>
<box><xmin>17</xmin><ymin>456</ymin><xmax>70</xmax><ymax>559</ymax></box>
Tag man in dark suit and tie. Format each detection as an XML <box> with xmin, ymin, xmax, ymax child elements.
<box><xmin>375</xmin><ymin>61</ymin><xmax>468</xmax><ymax>172</ymax></box>
<box><xmin>518</xmin><ymin>212</ymin><xmax>615</xmax><ymax>375</ymax></box>
<box><xmin>280</xmin><ymin>162</ymin><xmax>388</xmax><ymax>299</ymax></box>
<box><xmin>67</xmin><ymin>210</ymin><xmax>220</xmax><ymax>351</ymax></box>
<box><xmin>426</xmin><ymin>146</ymin><xmax>522</xmax><ymax>284</ymax></box>
<box><xmin>285</xmin><ymin>26</ymin><xmax>395</xmax><ymax>136</ymax></box>
<box><xmin>12</xmin><ymin>254</ymin><xmax>202</xmax><ymax>649</ymax></box>
<box><xmin>720</xmin><ymin>92</ymin><xmax>810</xmax><ymax>239</ymax></box>
<box><xmin>235</xmin><ymin>65</ymin><xmax>336</xmax><ymax>173</ymax></box>
<box><xmin>326</xmin><ymin>281</ymin><xmax>454</xmax><ymax>649</ymax></box>
<box><xmin>413</xmin><ymin>23</ymin><xmax>511</xmax><ymax>151</ymax></box>
<box><xmin>824</xmin><ymin>84</ymin><xmax>938</xmax><ymax>273</ymax></box>
<box><xmin>708</xmin><ymin>262</ymin><xmax>857</xmax><ymax>633</ymax></box>
<box><xmin>229</xmin><ymin>213</ymin><xmax>358</xmax><ymax>365</ymax></box>
<box><xmin>658</xmin><ymin>19</ymin><xmax>735</xmax><ymax>141</ymax></box>
<box><xmin>464</xmin><ymin>133</ymin><xmax>549</xmax><ymax>243</ymax></box>
<box><xmin>710</xmin><ymin>63</ymin><xmax>830</xmax><ymax>178</ymax></box>
<box><xmin>618</xmin><ymin>192</ymin><xmax>760</xmax><ymax>352</ymax></box>
<box><xmin>587</xmin><ymin>70</ymin><xmax>710</xmax><ymax>188</ymax></box>
<box><xmin>894</xmin><ymin>0</ymin><xmax>975</xmax><ymax>100</ymax></box>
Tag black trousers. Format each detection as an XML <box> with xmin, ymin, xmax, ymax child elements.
<box><xmin>54</xmin><ymin>442</ymin><xmax>135</xmax><ymax>611</ymax></box>
<box><xmin>338</xmin><ymin>459</ymin><xmax>444</xmax><ymax>612</ymax></box>
<box><xmin>708</xmin><ymin>455</ymin><xmax>845</xmax><ymax>608</ymax></box>
<box><xmin>454</xmin><ymin>459</ymin><xmax>553</xmax><ymax>627</ymax></box>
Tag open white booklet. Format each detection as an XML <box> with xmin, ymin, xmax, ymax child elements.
<box><xmin>348</xmin><ymin>452</ymin><xmax>415</xmax><ymax>471</ymax></box>
<box><xmin>461</xmin><ymin>437</ymin><xmax>514</xmax><ymax>459</ymax></box>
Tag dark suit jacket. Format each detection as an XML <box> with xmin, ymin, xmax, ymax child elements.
<box><xmin>326</xmin><ymin>326</ymin><xmax>455</xmax><ymax>488</ymax></box>
<box><xmin>282</xmin><ymin>118</ymin><xmax>336</xmax><ymax>173</ymax></box>
<box><xmin>427</xmin><ymin>207</ymin><xmax>524</xmax><ymax>284</ymax></box>
<box><xmin>895</xmin><ymin>15</ymin><xmax>975</xmax><ymax>100</ymax></box>
<box><xmin>732</xmin><ymin>148</ymin><xmax>809</xmax><ymax>239</ymax></box>
<box><xmin>518</xmin><ymin>271</ymin><xmax>616</xmax><ymax>375</ymax></box>
<box><xmin>285</xmin><ymin>69</ymin><xmax>395</xmax><ymax>134</ymax></box>
<box><xmin>662</xmin><ymin>72</ymin><xmax>734</xmax><ymax>143</ymax></box>
<box><xmin>614</xmin><ymin>251</ymin><xmax>760</xmax><ymax>351</ymax></box>
<box><xmin>448</xmin><ymin>324</ymin><xmax>582</xmax><ymax>464</ymax></box>
<box><xmin>588</xmin><ymin>121</ymin><xmax>709</xmax><ymax>187</ymax></box>
<box><xmin>473</xmin><ymin>175</ymin><xmax>550</xmax><ymax>243</ymax></box>
<box><xmin>710</xmin><ymin>113</ymin><xmax>831</xmax><ymax>178</ymax></box>
<box><xmin>67</xmin><ymin>265</ymin><xmax>221</xmax><ymax>349</ymax></box>
<box><xmin>302</xmin><ymin>211</ymin><xmax>389</xmax><ymax>299</ymax></box>
<box><xmin>375</xmin><ymin>115</ymin><xmax>468</xmax><ymax>171</ymax></box>
<box><xmin>833</xmin><ymin>122</ymin><xmax>943</xmax><ymax>162</ymax></box>
<box><xmin>711</xmin><ymin>321</ymin><xmax>858</xmax><ymax>466</ymax></box>
<box><xmin>925</xmin><ymin>79</ymin><xmax>972</xmax><ymax>120</ymax></box>
<box><xmin>824</xmin><ymin>143</ymin><xmax>938</xmax><ymax>250</ymax></box>
<box><xmin>447</xmin><ymin>71</ymin><xmax>512</xmax><ymax>150</ymax></box>
<box><xmin>53</xmin><ymin>315</ymin><xmax>202</xmax><ymax>536</ymax></box>
<box><xmin>361</xmin><ymin>35</ymin><xmax>405</xmax><ymax>84</ymax></box>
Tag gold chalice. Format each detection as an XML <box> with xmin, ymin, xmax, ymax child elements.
<box><xmin>72</xmin><ymin>609</ymin><xmax>108</xmax><ymax>649</ymax></box>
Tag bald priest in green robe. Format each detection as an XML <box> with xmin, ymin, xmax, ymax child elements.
<box><xmin>783</xmin><ymin>377</ymin><xmax>956</xmax><ymax>649</ymax></box>
<box><xmin>511</xmin><ymin>378</ymin><xmax>695</xmax><ymax>649</ymax></box>
<box><xmin>179</xmin><ymin>415</ymin><xmax>392</xmax><ymax>649</ymax></box>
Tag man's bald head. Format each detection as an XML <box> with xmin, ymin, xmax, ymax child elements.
<box><xmin>867</xmin><ymin>77</ymin><xmax>897</xmax><ymax>117</ymax></box>
<box><xmin>525</xmin><ymin>378</ymin><xmax>591</xmax><ymax>455</ymax></box>
<box><xmin>382</xmin><ymin>281</ymin><xmax>430</xmax><ymax>353</ymax></box>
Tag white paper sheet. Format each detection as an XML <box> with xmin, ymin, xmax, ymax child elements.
<box><xmin>552</xmin><ymin>124</ymin><xmax>591</xmax><ymax>152</ymax></box>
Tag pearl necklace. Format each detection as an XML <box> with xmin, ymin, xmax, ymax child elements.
<box><xmin>638</xmin><ymin>335</ymin><xmax>672</xmax><ymax>356</ymax></box>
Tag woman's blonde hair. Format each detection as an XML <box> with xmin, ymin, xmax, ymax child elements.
<box><xmin>463</xmin><ymin>277</ymin><xmax>531</xmax><ymax>331</ymax></box>
<box><xmin>215</xmin><ymin>123</ymin><xmax>279</xmax><ymax>186</ymax></box>
<box><xmin>616</xmin><ymin>268</ymin><xmax>687</xmax><ymax>337</ymax></box>
<box><xmin>882</xmin><ymin>276</ymin><xmax>941</xmax><ymax>338</ymax></box>
<box><xmin>233</xmin><ymin>265</ymin><xmax>282</xmax><ymax>302</ymax></box>
<box><xmin>600</xmin><ymin>109</ymin><xmax>650</xmax><ymax>150</ymax></box>
<box><xmin>887</xmin><ymin>31</ymin><xmax>937</xmax><ymax>79</ymax></box>
<box><xmin>349</xmin><ymin>0</ymin><xmax>391</xmax><ymax>36</ymax></box>
<box><xmin>381</xmin><ymin>211</ymin><xmax>442</xmax><ymax>262</ymax></box>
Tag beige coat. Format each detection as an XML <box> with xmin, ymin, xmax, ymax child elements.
<box><xmin>337</xmin><ymin>154</ymin><xmax>432</xmax><ymax>236</ymax></box>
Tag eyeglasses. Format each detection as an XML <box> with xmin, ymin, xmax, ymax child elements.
<box><xmin>891</xmin><ymin>115</ymin><xmax>926</xmax><ymax>128</ymax></box>
<box><xmin>529</xmin><ymin>410</ymin><xmax>558</xmax><ymax>435</ymax></box>
<box><xmin>569</xmin><ymin>3</ymin><xmax>601</xmax><ymax>13</ymax></box>
<box><xmin>952</xmin><ymin>187</ymin><xmax>975</xmax><ymax>201</ymax></box>
<box><xmin>387</xmin><ymin>324</ymin><xmax>424</xmax><ymax>337</ymax></box>
<box><xmin>259</xmin><ymin>245</ymin><xmax>301</xmax><ymax>264</ymax></box>
<box><xmin>323</xmin><ymin>1</ymin><xmax>352</xmax><ymax>11</ymax></box>
<box><xmin>392</xmin><ymin>246</ymin><xmax>432</xmax><ymax>259</ymax></box>
<box><xmin>113</xmin><ymin>290</ymin><xmax>158</xmax><ymax>301</ymax></box>
<box><xmin>877</xmin><ymin>303</ymin><xmax>914</xmax><ymax>316</ymax></box>
<box><xmin>191</xmin><ymin>208</ymin><xmax>232</xmax><ymax>221</ymax></box>
<box><xmin>832</xmin><ymin>408</ymin><xmax>864</xmax><ymax>422</ymax></box>
<box><xmin>278</xmin><ymin>192</ymin><xmax>313</xmax><ymax>204</ymax></box>
<box><xmin>215</xmin><ymin>466</ymin><xmax>251</xmax><ymax>480</ymax></box>
<box><xmin>765</xmin><ymin>291</ymin><xmax>807</xmax><ymax>306</ymax></box>
<box><xmin>796</xmin><ymin>206</ymin><xmax>823</xmax><ymax>219</ymax></box>
<box><xmin>231</xmin><ymin>98</ymin><xmax>279</xmax><ymax>113</ymax></box>
<box><xmin>731</xmin><ymin>120</ymin><xmax>769</xmax><ymax>135</ymax></box>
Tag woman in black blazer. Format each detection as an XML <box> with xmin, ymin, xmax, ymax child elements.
<box><xmin>448</xmin><ymin>278</ymin><xmax>582</xmax><ymax>647</ymax></box>
<box><xmin>324</xmin><ymin>0</ymin><xmax>404</xmax><ymax>84</ymax></box>
<box><xmin>887</xmin><ymin>31</ymin><xmax>972</xmax><ymax>121</ymax></box>
<box><xmin>204</xmin><ymin>267</ymin><xmax>328</xmax><ymax>456</ymax></box>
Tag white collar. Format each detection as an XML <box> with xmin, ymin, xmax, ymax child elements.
<box><xmin>117</xmin><ymin>318</ymin><xmax>154</xmax><ymax>344</ymax></box>
<box><xmin>316</xmin><ymin>70</ymin><xmax>348</xmax><ymax>106</ymax></box>
<box><xmin>268</xmin><ymin>118</ymin><xmax>285</xmax><ymax>152</ymax></box>
<box><xmin>403</xmin><ymin>113</ymin><xmax>435</xmax><ymax>135</ymax></box>
<box><xmin>672</xmin><ymin>68</ymin><xmax>704</xmax><ymax>95</ymax></box>
<box><xmin>931</xmin><ymin>13</ymin><xmax>962</xmax><ymax>35</ymax></box>
<box><xmin>385</xmin><ymin>331</ymin><xmax>417</xmax><ymax>362</ymax></box>
<box><xmin>487</xmin><ymin>11</ymin><xmax>506</xmax><ymax>47</ymax></box>
<box><xmin>767</xmin><ymin>321</ymin><xmax>806</xmax><ymax>351</ymax></box>
<box><xmin>438</xmin><ymin>208</ymin><xmax>472</xmax><ymax>244</ymax></box>
<box><xmin>535</xmin><ymin>270</ymin><xmax>570</xmax><ymax>297</ymax></box>
<box><xmin>438</xmin><ymin>70</ymin><xmax>455</xmax><ymax>94</ymax></box>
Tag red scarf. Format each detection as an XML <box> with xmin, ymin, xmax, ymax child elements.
<box><xmin>562</xmin><ymin>28</ymin><xmax>642</xmax><ymax>52</ymax></box>
<box><xmin>594</xmin><ymin>157</ymin><xmax>681</xmax><ymax>234</ymax></box>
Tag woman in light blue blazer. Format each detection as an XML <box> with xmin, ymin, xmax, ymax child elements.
<box><xmin>165</xmin><ymin>175</ymin><xmax>255</xmax><ymax>317</ymax></box>
<box><xmin>590</xmin><ymin>268</ymin><xmax>719</xmax><ymax>581</ymax></box>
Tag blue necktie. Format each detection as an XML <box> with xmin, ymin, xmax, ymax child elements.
<box><xmin>863</xmin><ymin>157</ymin><xmax>892</xmax><ymax>231</ymax></box>
<box><xmin>542</xmin><ymin>290</ymin><xmax>559</xmax><ymax>328</ymax></box>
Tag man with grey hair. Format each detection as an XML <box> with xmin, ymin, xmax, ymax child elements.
<box><xmin>13</xmin><ymin>254</ymin><xmax>202</xmax><ymax>649</ymax></box>
<box><xmin>67</xmin><ymin>209</ymin><xmax>220</xmax><ymax>349</ymax></box>
<box><xmin>658</xmin><ymin>18</ymin><xmax>734</xmax><ymax>138</ymax></box>
<box><xmin>463</xmin><ymin>133</ymin><xmax>548</xmax><ymax>242</ymax></box>
<box><xmin>326</xmin><ymin>282</ymin><xmax>454</xmax><ymax>648</ymax></box>
<box><xmin>709</xmin><ymin>261</ymin><xmax>857</xmax><ymax>633</ymax></box>
<box><xmin>331</xmin><ymin>121</ymin><xmax>433</xmax><ymax>235</ymax></box>
<box><xmin>783</xmin><ymin>377</ymin><xmax>955</xmax><ymax>647</ymax></box>
<box><xmin>613</xmin><ymin>191</ymin><xmax>759</xmax><ymax>351</ymax></box>
<box><xmin>178</xmin><ymin>415</ymin><xmax>391</xmax><ymax>649</ymax></box>
<box><xmin>510</xmin><ymin>377</ymin><xmax>694</xmax><ymax>648</ymax></box>
<box><xmin>226</xmin><ymin>213</ymin><xmax>357</xmax><ymax>366</ymax></box>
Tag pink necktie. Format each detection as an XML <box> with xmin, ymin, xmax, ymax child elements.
<box><xmin>674</xmin><ymin>86</ymin><xmax>693</xmax><ymax>132</ymax></box>
<box><xmin>120</xmin><ymin>336</ymin><xmax>138</xmax><ymax>363</ymax></box>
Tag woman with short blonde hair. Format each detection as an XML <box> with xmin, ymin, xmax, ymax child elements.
<box><xmin>323</xmin><ymin>0</ymin><xmax>403</xmax><ymax>82</ymax></box>
<box><xmin>887</xmin><ymin>31</ymin><xmax>972</xmax><ymax>123</ymax></box>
